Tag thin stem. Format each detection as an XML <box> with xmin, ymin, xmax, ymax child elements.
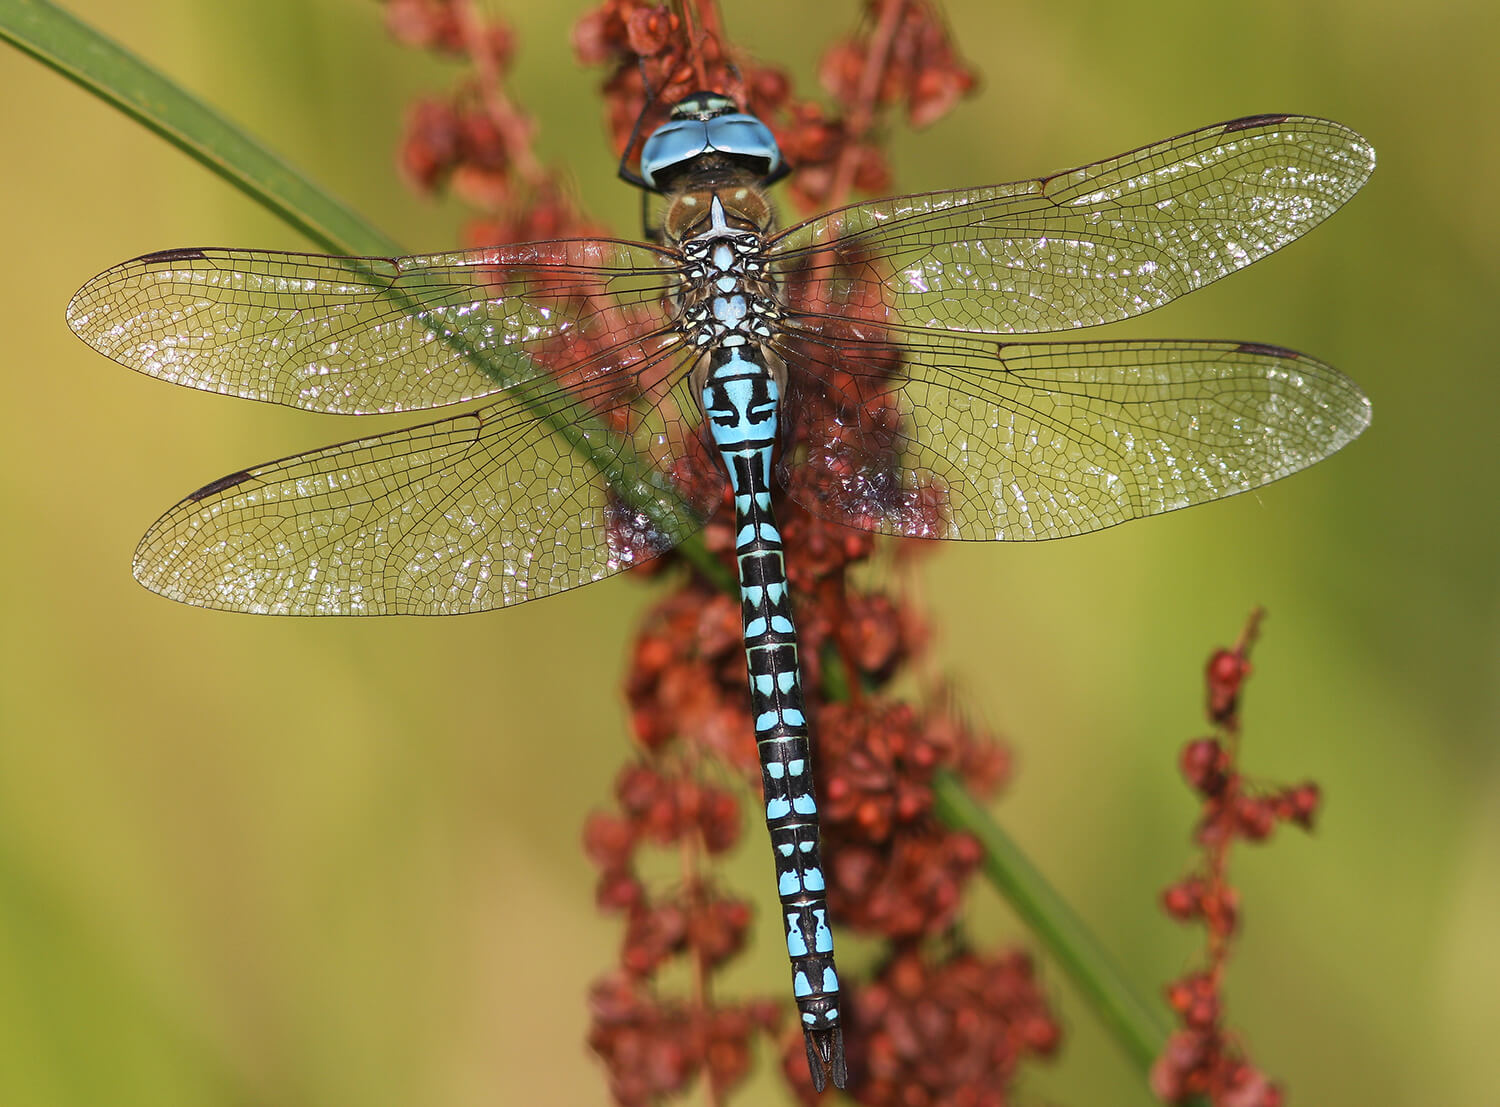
<box><xmin>827</xmin><ymin>0</ymin><xmax>905</xmax><ymax>206</ymax></box>
<box><xmin>454</xmin><ymin>0</ymin><xmax>548</xmax><ymax>189</ymax></box>
<box><xmin>931</xmin><ymin>771</ymin><xmax>1172</xmax><ymax>1083</ymax></box>
<box><xmin>676</xmin><ymin>0</ymin><xmax>715</xmax><ymax>92</ymax></box>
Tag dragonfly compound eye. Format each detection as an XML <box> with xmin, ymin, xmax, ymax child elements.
<box><xmin>640</xmin><ymin>99</ymin><xmax>783</xmax><ymax>190</ymax></box>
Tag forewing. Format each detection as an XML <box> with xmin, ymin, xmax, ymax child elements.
<box><xmin>68</xmin><ymin>239</ymin><xmax>678</xmax><ymax>413</ymax></box>
<box><xmin>132</xmin><ymin>347</ymin><xmax>722</xmax><ymax>614</ymax></box>
<box><xmin>775</xmin><ymin>334</ymin><xmax>1371</xmax><ymax>540</ymax></box>
<box><xmin>769</xmin><ymin>116</ymin><xmax>1374</xmax><ymax>335</ymax></box>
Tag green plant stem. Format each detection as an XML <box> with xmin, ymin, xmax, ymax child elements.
<box><xmin>934</xmin><ymin>769</ymin><xmax>1195</xmax><ymax>1097</ymax></box>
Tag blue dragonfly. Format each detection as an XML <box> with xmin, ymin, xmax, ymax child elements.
<box><xmin>68</xmin><ymin>94</ymin><xmax>1373</xmax><ymax>1090</ymax></box>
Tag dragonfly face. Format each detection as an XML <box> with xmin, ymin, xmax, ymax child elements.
<box><xmin>67</xmin><ymin>94</ymin><xmax>1374</xmax><ymax>1093</ymax></box>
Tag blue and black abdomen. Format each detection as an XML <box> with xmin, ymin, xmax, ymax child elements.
<box><xmin>700</xmin><ymin>345</ymin><xmax>847</xmax><ymax>1090</ymax></box>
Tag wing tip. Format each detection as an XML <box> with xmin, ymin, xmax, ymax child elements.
<box><xmin>138</xmin><ymin>247</ymin><xmax>211</xmax><ymax>265</ymax></box>
<box><xmin>1218</xmin><ymin>113</ymin><xmax>1377</xmax><ymax>178</ymax></box>
<box><xmin>1221</xmin><ymin>112</ymin><xmax>1293</xmax><ymax>133</ymax></box>
<box><xmin>1233</xmin><ymin>340</ymin><xmax>1302</xmax><ymax>360</ymax></box>
<box><xmin>185</xmin><ymin>470</ymin><xmax>257</xmax><ymax>502</ymax></box>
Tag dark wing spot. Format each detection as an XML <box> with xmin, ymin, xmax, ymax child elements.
<box><xmin>1221</xmin><ymin>114</ymin><xmax>1291</xmax><ymax>133</ymax></box>
<box><xmin>1234</xmin><ymin>341</ymin><xmax>1301</xmax><ymax>359</ymax></box>
<box><xmin>187</xmin><ymin>470</ymin><xmax>255</xmax><ymax>501</ymax></box>
<box><xmin>139</xmin><ymin>247</ymin><xmax>210</xmax><ymax>264</ymax></box>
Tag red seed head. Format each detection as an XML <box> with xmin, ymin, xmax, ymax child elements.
<box><xmin>1180</xmin><ymin>737</ymin><xmax>1230</xmax><ymax>795</ymax></box>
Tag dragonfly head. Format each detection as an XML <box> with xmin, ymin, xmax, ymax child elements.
<box><xmin>639</xmin><ymin>91</ymin><xmax>784</xmax><ymax>192</ymax></box>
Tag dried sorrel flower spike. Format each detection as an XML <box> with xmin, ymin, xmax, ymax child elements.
<box><xmin>388</xmin><ymin>3</ymin><xmax>1019</xmax><ymax>1096</ymax></box>
<box><xmin>1162</xmin><ymin>877</ymin><xmax>1204</xmax><ymax>921</ymax></box>
<box><xmin>1181</xmin><ymin>736</ymin><xmax>1231</xmax><ymax>795</ymax></box>
<box><xmin>1157</xmin><ymin>610</ymin><xmax>1317</xmax><ymax>1104</ymax></box>
<box><xmin>1206</xmin><ymin>647</ymin><xmax>1253</xmax><ymax>723</ymax></box>
<box><xmin>577</xmin><ymin>0</ymin><xmax>973</xmax><ymax>214</ymax></box>
<box><xmin>782</xmin><ymin>946</ymin><xmax>1058</xmax><ymax>1104</ymax></box>
<box><xmin>386</xmin><ymin>0</ymin><xmax>594</xmax><ymax>244</ymax></box>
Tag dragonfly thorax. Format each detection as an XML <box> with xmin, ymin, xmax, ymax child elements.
<box><xmin>663</xmin><ymin>179</ymin><xmax>776</xmax><ymax>244</ymax></box>
<box><xmin>672</xmin><ymin>190</ymin><xmax>786</xmax><ymax>399</ymax></box>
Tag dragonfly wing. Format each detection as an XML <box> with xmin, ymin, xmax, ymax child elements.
<box><xmin>133</xmin><ymin>348</ymin><xmax>721</xmax><ymax>613</ymax></box>
<box><xmin>68</xmin><ymin>239</ymin><xmax>678</xmax><ymax>413</ymax></box>
<box><xmin>769</xmin><ymin>116</ymin><xmax>1374</xmax><ymax>335</ymax></box>
<box><xmin>774</xmin><ymin>332</ymin><xmax>1371</xmax><ymax>540</ymax></box>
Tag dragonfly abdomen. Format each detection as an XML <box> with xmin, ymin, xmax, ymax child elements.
<box><xmin>701</xmin><ymin>346</ymin><xmax>847</xmax><ymax>1091</ymax></box>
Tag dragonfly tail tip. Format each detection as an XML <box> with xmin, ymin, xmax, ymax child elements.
<box><xmin>803</xmin><ymin>1027</ymin><xmax>847</xmax><ymax>1092</ymax></box>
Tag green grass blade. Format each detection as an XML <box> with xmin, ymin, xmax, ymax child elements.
<box><xmin>0</xmin><ymin>0</ymin><xmax>403</xmax><ymax>258</ymax></box>
<box><xmin>933</xmin><ymin>770</ymin><xmax>1183</xmax><ymax>1090</ymax></box>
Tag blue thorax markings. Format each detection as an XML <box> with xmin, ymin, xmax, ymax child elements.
<box><xmin>713</xmin><ymin>294</ymin><xmax>748</xmax><ymax>327</ymax></box>
<box><xmin>677</xmin><ymin>192</ymin><xmax>784</xmax><ymax>353</ymax></box>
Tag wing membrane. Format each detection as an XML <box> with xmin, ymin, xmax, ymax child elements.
<box><xmin>133</xmin><ymin>350</ymin><xmax>720</xmax><ymax>614</ymax></box>
<box><xmin>68</xmin><ymin>239</ymin><xmax>677</xmax><ymax>413</ymax></box>
<box><xmin>775</xmin><ymin>334</ymin><xmax>1371</xmax><ymax>540</ymax></box>
<box><xmin>770</xmin><ymin>116</ymin><xmax>1374</xmax><ymax>335</ymax></box>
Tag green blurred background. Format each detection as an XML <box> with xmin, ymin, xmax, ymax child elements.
<box><xmin>1</xmin><ymin>1</ymin><xmax>1495</xmax><ymax>1104</ymax></box>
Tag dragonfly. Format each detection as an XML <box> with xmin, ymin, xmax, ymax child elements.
<box><xmin>68</xmin><ymin>93</ymin><xmax>1374</xmax><ymax>1091</ymax></box>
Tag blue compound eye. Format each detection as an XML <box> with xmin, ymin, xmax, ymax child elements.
<box><xmin>704</xmin><ymin>114</ymin><xmax>781</xmax><ymax>176</ymax></box>
<box><xmin>639</xmin><ymin>96</ymin><xmax>784</xmax><ymax>189</ymax></box>
<box><xmin>640</xmin><ymin>118</ymin><xmax>710</xmax><ymax>188</ymax></box>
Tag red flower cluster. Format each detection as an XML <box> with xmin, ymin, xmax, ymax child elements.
<box><xmin>588</xmin><ymin>974</ymin><xmax>782</xmax><ymax>1106</ymax></box>
<box><xmin>382</xmin><ymin>3</ymin><xmax>1059</xmax><ymax>1101</ymax></box>
<box><xmin>816</xmin><ymin>702</ymin><xmax>1006</xmax><ymax>939</ymax></box>
<box><xmin>614</xmin><ymin>474</ymin><xmax>1050</xmax><ymax>1100</ymax></box>
<box><xmin>787</xmin><ymin>948</ymin><xmax>1059</xmax><ymax>1106</ymax></box>
<box><xmin>583</xmin><ymin>762</ymin><xmax>781</xmax><ymax>1102</ymax></box>
<box><xmin>820</xmin><ymin>3</ymin><xmax>976</xmax><ymax>128</ymax></box>
<box><xmin>385</xmin><ymin>0</ymin><xmax>512</xmax><ymax>57</ymax></box>
<box><xmin>383</xmin><ymin>0</ymin><xmax>598</xmax><ymax>243</ymax></box>
<box><xmin>386</xmin><ymin>0</ymin><xmax>980</xmax><ymax>237</ymax></box>
<box><xmin>577</xmin><ymin>0</ymin><xmax>976</xmax><ymax>214</ymax></box>
<box><xmin>1153</xmin><ymin>611</ymin><xmax>1323</xmax><ymax>1106</ymax></box>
